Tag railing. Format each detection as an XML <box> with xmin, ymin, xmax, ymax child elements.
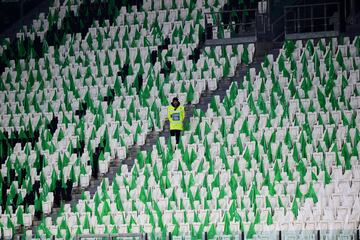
<box><xmin>16</xmin><ymin>228</ymin><xmax>360</xmax><ymax>240</ymax></box>
<box><xmin>284</xmin><ymin>2</ymin><xmax>340</xmax><ymax>39</ymax></box>
<box><xmin>75</xmin><ymin>233</ymin><xmax>144</xmax><ymax>240</ymax></box>
<box><xmin>271</xmin><ymin>14</ymin><xmax>285</xmax><ymax>42</ymax></box>
<box><xmin>204</xmin><ymin>9</ymin><xmax>257</xmax><ymax>44</ymax></box>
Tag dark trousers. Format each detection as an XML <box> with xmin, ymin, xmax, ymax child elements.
<box><xmin>170</xmin><ymin>130</ymin><xmax>181</xmax><ymax>144</ymax></box>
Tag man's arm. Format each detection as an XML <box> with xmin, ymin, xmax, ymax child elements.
<box><xmin>180</xmin><ymin>106</ymin><xmax>185</xmax><ymax>121</ymax></box>
<box><xmin>167</xmin><ymin>107</ymin><xmax>172</xmax><ymax>121</ymax></box>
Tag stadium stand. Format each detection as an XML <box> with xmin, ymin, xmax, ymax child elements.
<box><xmin>36</xmin><ymin>37</ymin><xmax>359</xmax><ymax>239</ymax></box>
<box><xmin>0</xmin><ymin>0</ymin><xmax>255</xmax><ymax>238</ymax></box>
<box><xmin>0</xmin><ymin>0</ymin><xmax>359</xmax><ymax>239</ymax></box>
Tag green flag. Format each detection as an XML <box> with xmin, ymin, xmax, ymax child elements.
<box><xmin>304</xmin><ymin>182</ymin><xmax>318</xmax><ymax>203</ymax></box>
<box><xmin>16</xmin><ymin>207</ymin><xmax>24</xmax><ymax>225</ymax></box>
<box><xmin>242</xmin><ymin>46</ymin><xmax>249</xmax><ymax>65</ymax></box>
<box><xmin>291</xmin><ymin>198</ymin><xmax>299</xmax><ymax>218</ymax></box>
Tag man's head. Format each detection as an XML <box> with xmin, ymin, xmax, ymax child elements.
<box><xmin>172</xmin><ymin>97</ymin><xmax>180</xmax><ymax>107</ymax></box>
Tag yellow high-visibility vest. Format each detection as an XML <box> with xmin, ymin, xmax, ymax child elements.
<box><xmin>167</xmin><ymin>105</ymin><xmax>185</xmax><ymax>130</ymax></box>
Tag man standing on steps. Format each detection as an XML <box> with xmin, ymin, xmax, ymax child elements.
<box><xmin>168</xmin><ymin>97</ymin><xmax>185</xmax><ymax>144</ymax></box>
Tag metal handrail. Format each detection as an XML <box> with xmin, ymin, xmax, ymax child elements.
<box><xmin>286</xmin><ymin>17</ymin><xmax>339</xmax><ymax>21</ymax></box>
<box><xmin>76</xmin><ymin>233</ymin><xmax>144</xmax><ymax>240</ymax></box>
<box><xmin>273</xmin><ymin>31</ymin><xmax>285</xmax><ymax>42</ymax></box>
<box><xmin>271</xmin><ymin>15</ymin><xmax>285</xmax><ymax>33</ymax></box>
<box><xmin>271</xmin><ymin>15</ymin><xmax>285</xmax><ymax>42</ymax></box>
<box><xmin>204</xmin><ymin>8</ymin><xmax>257</xmax><ymax>15</ymax></box>
<box><xmin>13</xmin><ymin>228</ymin><xmax>360</xmax><ymax>240</ymax></box>
<box><xmin>284</xmin><ymin>1</ymin><xmax>340</xmax><ymax>9</ymax></box>
<box><xmin>272</xmin><ymin>14</ymin><xmax>285</xmax><ymax>26</ymax></box>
